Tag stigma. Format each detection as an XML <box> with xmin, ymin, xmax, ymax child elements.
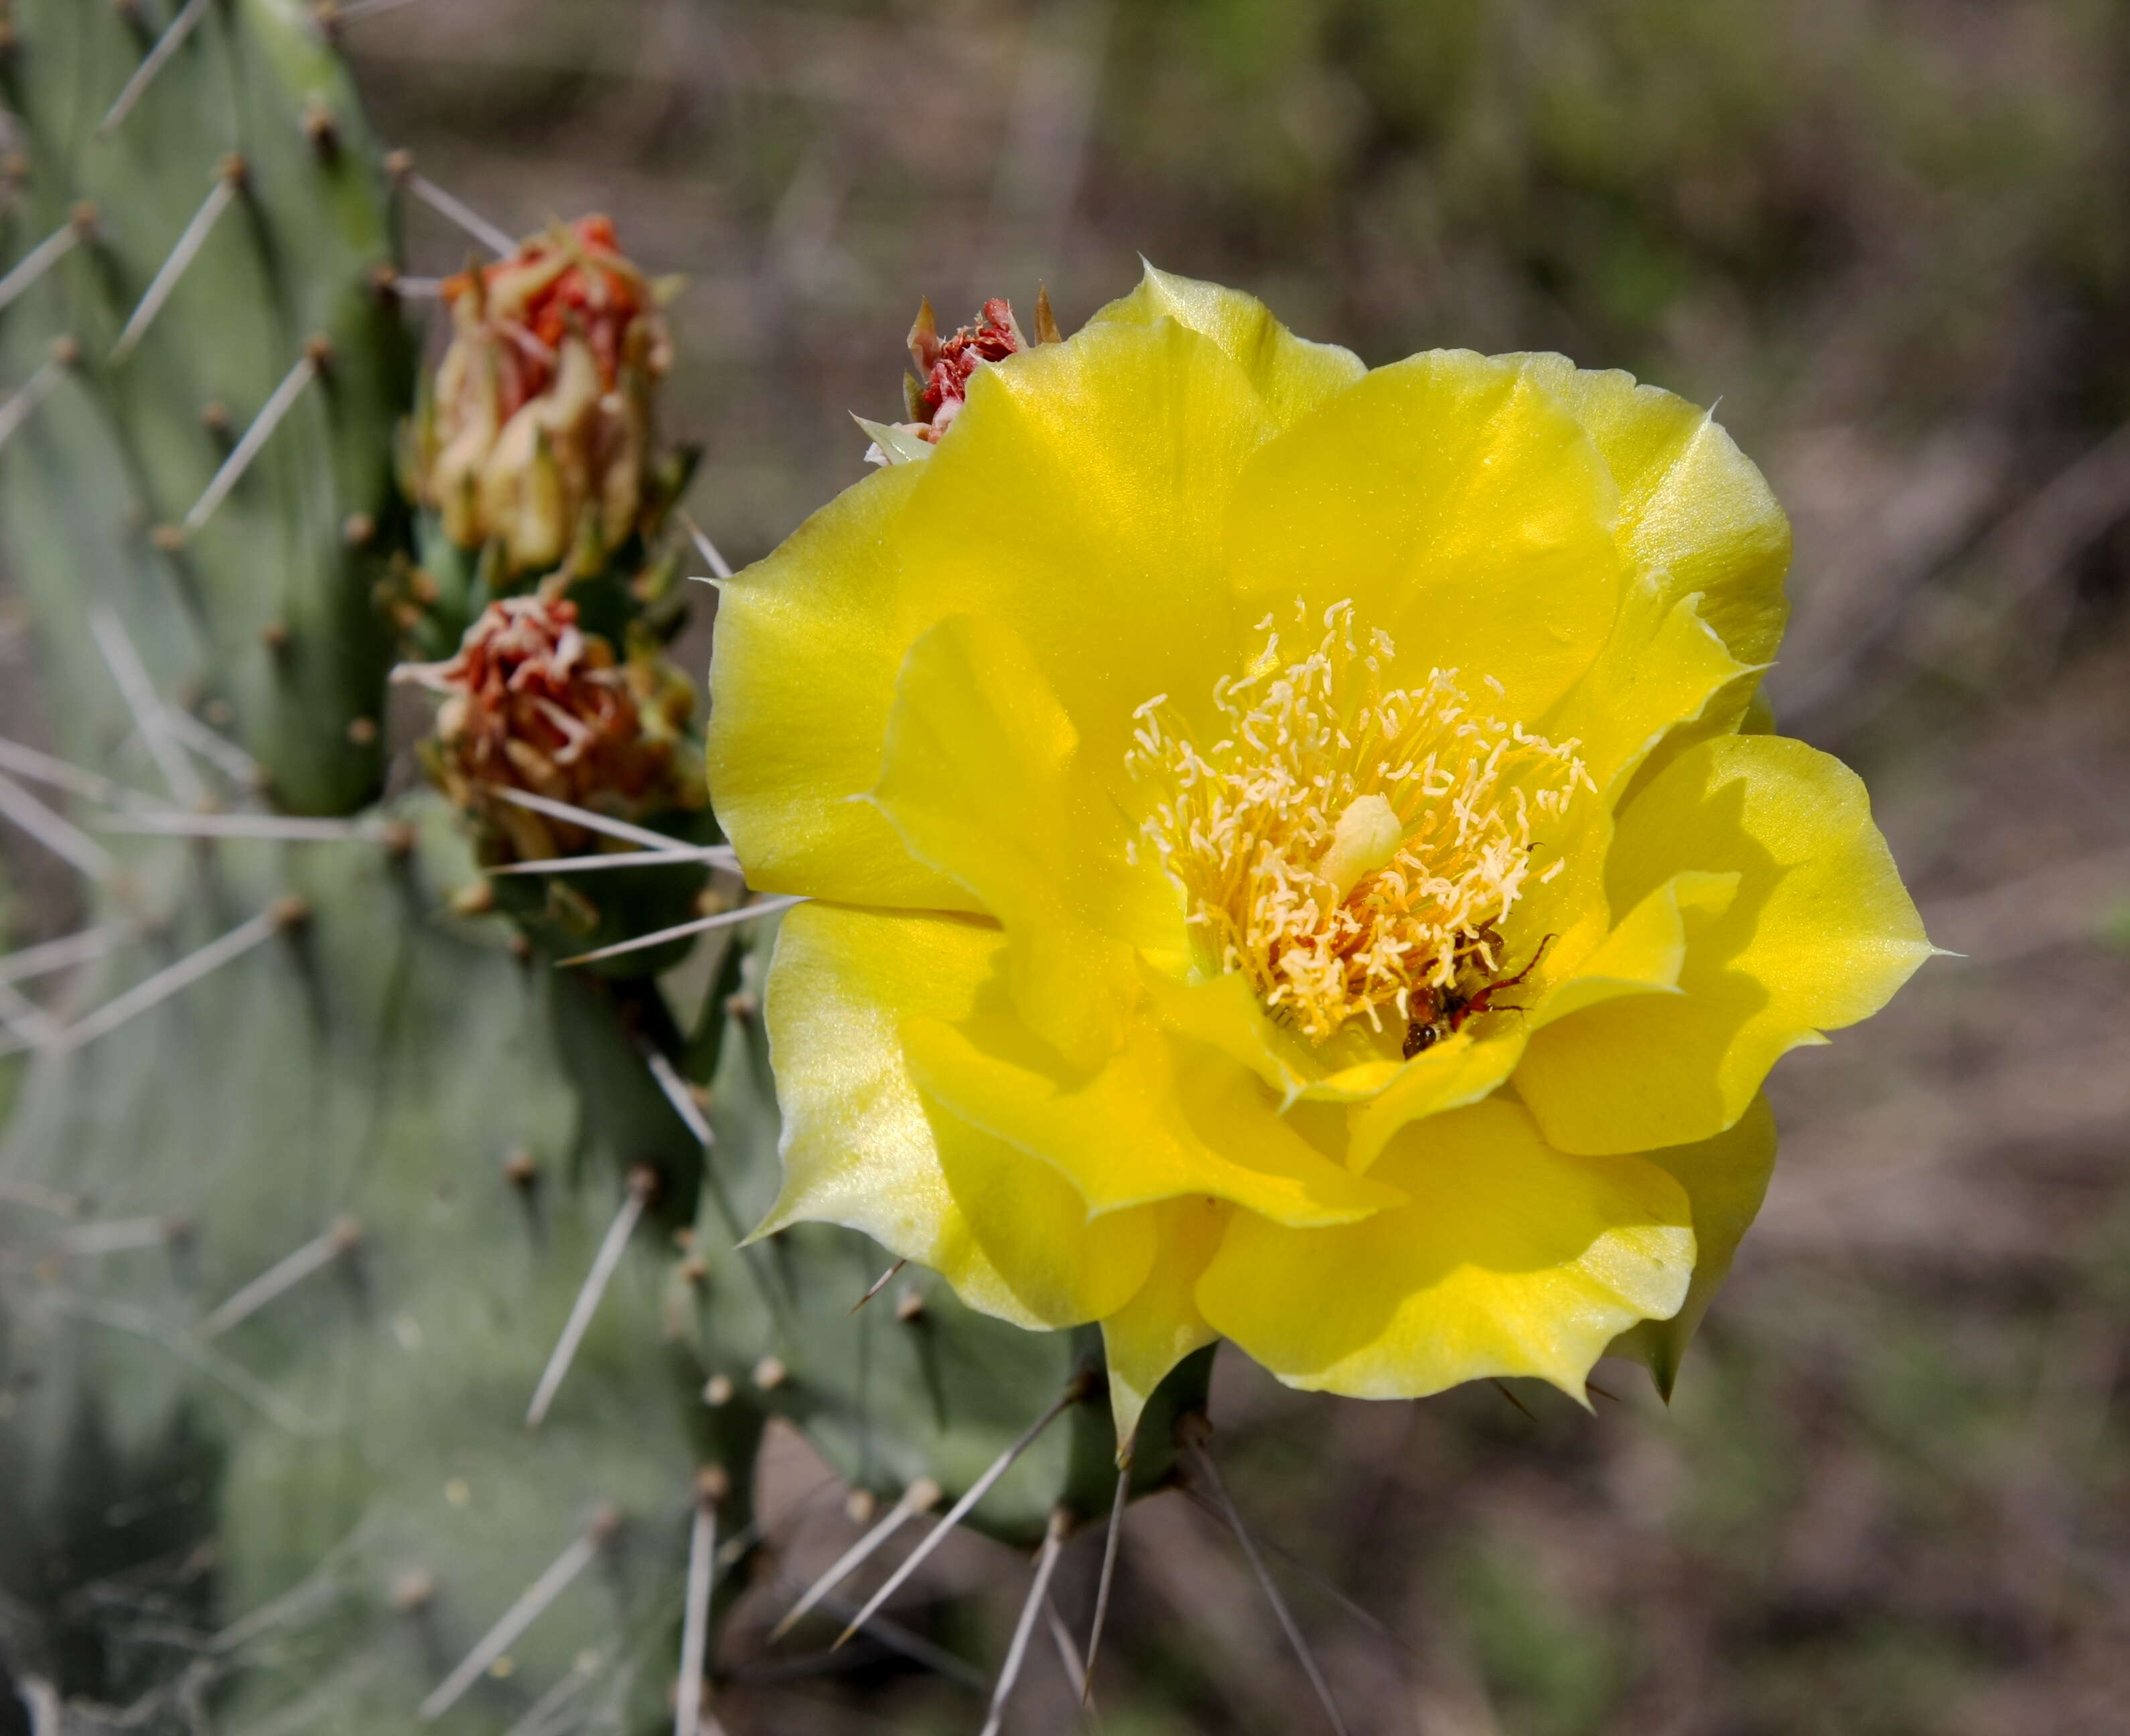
<box><xmin>1127</xmin><ymin>601</ymin><xmax>1589</xmax><ymax>1045</ymax></box>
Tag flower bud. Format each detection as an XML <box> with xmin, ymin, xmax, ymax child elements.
<box><xmin>395</xmin><ymin>591</ymin><xmax>702</xmax><ymax>862</ymax></box>
<box><xmin>415</xmin><ymin>216</ymin><xmax>672</xmax><ymax>575</ymax></box>
<box><xmin>863</xmin><ymin>289</ymin><xmax>1062</xmax><ymax>463</ymax></box>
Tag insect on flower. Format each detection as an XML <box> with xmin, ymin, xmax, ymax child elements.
<box><xmin>1403</xmin><ymin>934</ymin><xmax>1557</xmax><ymax>1059</ymax></box>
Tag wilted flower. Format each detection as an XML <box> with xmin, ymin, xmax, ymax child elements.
<box><xmin>708</xmin><ymin>265</ymin><xmax>1933</xmax><ymax>1442</ymax></box>
<box><xmin>399</xmin><ymin>591</ymin><xmax>701</xmax><ymax>863</ymax></box>
<box><xmin>413</xmin><ymin>216</ymin><xmax>672</xmax><ymax>575</ymax></box>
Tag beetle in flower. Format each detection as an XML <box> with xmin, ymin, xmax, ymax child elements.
<box><xmin>1402</xmin><ymin>933</ymin><xmax>1557</xmax><ymax>1060</ymax></box>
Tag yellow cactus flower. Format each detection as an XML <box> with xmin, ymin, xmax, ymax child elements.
<box><xmin>706</xmin><ymin>265</ymin><xmax>1933</xmax><ymax>1443</ymax></box>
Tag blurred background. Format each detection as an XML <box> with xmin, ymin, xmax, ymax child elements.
<box><xmin>7</xmin><ymin>0</ymin><xmax>2130</xmax><ymax>1730</ymax></box>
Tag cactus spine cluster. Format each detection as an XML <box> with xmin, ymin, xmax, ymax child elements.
<box><xmin>0</xmin><ymin>4</ymin><xmax>1200</xmax><ymax>1729</ymax></box>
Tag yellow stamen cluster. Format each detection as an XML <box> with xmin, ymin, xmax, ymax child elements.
<box><xmin>1127</xmin><ymin>602</ymin><xmax>1588</xmax><ymax>1043</ymax></box>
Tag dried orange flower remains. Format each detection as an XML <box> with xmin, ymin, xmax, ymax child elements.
<box><xmin>399</xmin><ymin>593</ymin><xmax>701</xmax><ymax>863</ymax></box>
<box><xmin>706</xmin><ymin>265</ymin><xmax>1934</xmax><ymax>1442</ymax></box>
<box><xmin>411</xmin><ymin>216</ymin><xmax>672</xmax><ymax>575</ymax></box>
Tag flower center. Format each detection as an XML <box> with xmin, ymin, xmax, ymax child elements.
<box><xmin>1126</xmin><ymin>601</ymin><xmax>1589</xmax><ymax>1045</ymax></box>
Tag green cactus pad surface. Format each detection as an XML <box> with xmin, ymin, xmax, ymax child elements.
<box><xmin>0</xmin><ymin>0</ymin><xmax>412</xmax><ymax>816</ymax></box>
<box><xmin>0</xmin><ymin>802</ymin><xmax>755</xmax><ymax>1731</ymax></box>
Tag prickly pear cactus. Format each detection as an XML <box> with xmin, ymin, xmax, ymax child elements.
<box><xmin>0</xmin><ymin>0</ymin><xmax>411</xmax><ymax>816</ymax></box>
<box><xmin>1</xmin><ymin>7</ymin><xmax>1199</xmax><ymax>1731</ymax></box>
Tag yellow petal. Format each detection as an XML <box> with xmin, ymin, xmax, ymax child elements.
<box><xmin>1139</xmin><ymin>964</ymin><xmax>1311</xmax><ymax>1102</ymax></box>
<box><xmin>705</xmin><ymin>464</ymin><xmax>976</xmax><ymax>910</ymax></box>
<box><xmin>928</xmin><ymin>1104</ymin><xmax>1156</xmax><ymax>1327</ymax></box>
<box><xmin>902</xmin><ymin>986</ymin><xmax>1406</xmax><ymax>1227</ymax></box>
<box><xmin>1139</xmin><ymin>958</ymin><xmax>1520</xmax><ymax>1140</ymax></box>
<box><xmin>1344</xmin><ymin>1027</ymin><xmax>1526</xmax><ymax>1173</ymax></box>
<box><xmin>1529</xmin><ymin>869</ymin><xmax>1742</xmax><ymax>1030</ymax></box>
<box><xmin>1606</xmin><ymin>1094</ymin><xmax>1778</xmax><ymax>1398</ymax></box>
<box><xmin>1541</xmin><ymin>583</ymin><xmax>1757</xmax><ymax>800</ymax></box>
<box><xmin>871</xmin><ymin>614</ymin><xmax>1182</xmax><ymax>1073</ymax></box>
<box><xmin>1100</xmin><ymin>1196</ymin><xmax>1230</xmax><ymax>1449</ymax></box>
<box><xmin>1516</xmin><ymin>735</ymin><xmax>1933</xmax><ymax>1155</ymax></box>
<box><xmin>1089</xmin><ymin>261</ymin><xmax>1366</xmax><ymax>429</ymax></box>
<box><xmin>1224</xmin><ymin>351</ymin><xmax>1624</xmax><ymax>721</ymax></box>
<box><xmin>1196</xmin><ymin>1098</ymin><xmax>1695</xmax><ymax>1400</ymax></box>
<box><xmin>1503</xmin><ymin>353</ymin><xmax>1790</xmax><ymax>672</ymax></box>
<box><xmin>709</xmin><ymin>313</ymin><xmax>1285</xmax><ymax>904</ymax></box>
<box><xmin>755</xmin><ymin>901</ymin><xmax>1139</xmax><ymax>1330</ymax></box>
<box><xmin>900</xmin><ymin>316</ymin><xmax>1285</xmax><ymax>796</ymax></box>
